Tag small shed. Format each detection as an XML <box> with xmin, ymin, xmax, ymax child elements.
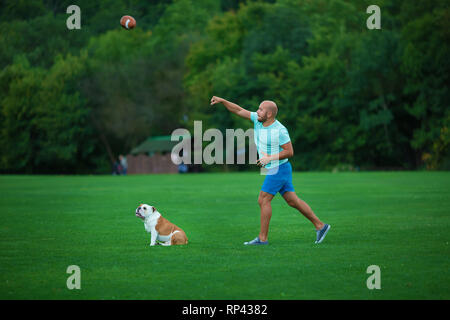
<box><xmin>127</xmin><ymin>135</ymin><xmax>186</xmax><ymax>174</ymax></box>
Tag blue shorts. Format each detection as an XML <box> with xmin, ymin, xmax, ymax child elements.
<box><xmin>261</xmin><ymin>162</ymin><xmax>295</xmax><ymax>196</ymax></box>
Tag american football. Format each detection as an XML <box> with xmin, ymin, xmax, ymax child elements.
<box><xmin>120</xmin><ymin>15</ymin><xmax>136</xmax><ymax>30</ymax></box>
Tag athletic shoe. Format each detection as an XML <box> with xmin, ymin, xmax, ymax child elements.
<box><xmin>315</xmin><ymin>224</ymin><xmax>331</xmax><ymax>244</ymax></box>
<box><xmin>244</xmin><ymin>237</ymin><xmax>269</xmax><ymax>245</ymax></box>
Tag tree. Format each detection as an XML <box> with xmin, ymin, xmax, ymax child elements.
<box><xmin>0</xmin><ymin>53</ymin><xmax>96</xmax><ymax>173</ymax></box>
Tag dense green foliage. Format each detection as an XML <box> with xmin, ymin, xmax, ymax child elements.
<box><xmin>0</xmin><ymin>0</ymin><xmax>448</xmax><ymax>173</ymax></box>
<box><xmin>1</xmin><ymin>172</ymin><xmax>449</xmax><ymax>298</ymax></box>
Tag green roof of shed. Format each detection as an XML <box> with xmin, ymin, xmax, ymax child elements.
<box><xmin>130</xmin><ymin>135</ymin><xmax>190</xmax><ymax>155</ymax></box>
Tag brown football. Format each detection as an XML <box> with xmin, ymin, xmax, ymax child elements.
<box><xmin>120</xmin><ymin>15</ymin><xmax>136</xmax><ymax>30</ymax></box>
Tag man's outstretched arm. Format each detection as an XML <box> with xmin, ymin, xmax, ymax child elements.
<box><xmin>210</xmin><ymin>96</ymin><xmax>252</xmax><ymax>120</ymax></box>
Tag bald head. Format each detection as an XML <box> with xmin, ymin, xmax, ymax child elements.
<box><xmin>260</xmin><ymin>100</ymin><xmax>278</xmax><ymax>119</ymax></box>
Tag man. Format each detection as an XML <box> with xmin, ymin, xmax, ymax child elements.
<box><xmin>210</xmin><ymin>96</ymin><xmax>331</xmax><ymax>245</ymax></box>
<box><xmin>119</xmin><ymin>155</ymin><xmax>128</xmax><ymax>175</ymax></box>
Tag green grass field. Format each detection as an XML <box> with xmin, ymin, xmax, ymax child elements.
<box><xmin>0</xmin><ymin>172</ymin><xmax>449</xmax><ymax>299</ymax></box>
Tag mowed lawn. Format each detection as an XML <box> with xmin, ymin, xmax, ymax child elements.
<box><xmin>0</xmin><ymin>172</ymin><xmax>449</xmax><ymax>300</ymax></box>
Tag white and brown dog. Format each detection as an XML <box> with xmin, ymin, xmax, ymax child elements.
<box><xmin>135</xmin><ymin>204</ymin><xmax>188</xmax><ymax>246</ymax></box>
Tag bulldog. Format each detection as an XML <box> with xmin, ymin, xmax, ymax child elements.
<box><xmin>135</xmin><ymin>204</ymin><xmax>188</xmax><ymax>246</ymax></box>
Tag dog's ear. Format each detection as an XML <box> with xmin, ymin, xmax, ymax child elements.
<box><xmin>152</xmin><ymin>206</ymin><xmax>157</xmax><ymax>213</ymax></box>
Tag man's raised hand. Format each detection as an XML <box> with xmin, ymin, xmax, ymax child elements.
<box><xmin>210</xmin><ymin>96</ymin><xmax>223</xmax><ymax>106</ymax></box>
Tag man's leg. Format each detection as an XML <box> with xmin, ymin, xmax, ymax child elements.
<box><xmin>258</xmin><ymin>191</ymin><xmax>274</xmax><ymax>242</ymax></box>
<box><xmin>282</xmin><ymin>191</ymin><xmax>324</xmax><ymax>231</ymax></box>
